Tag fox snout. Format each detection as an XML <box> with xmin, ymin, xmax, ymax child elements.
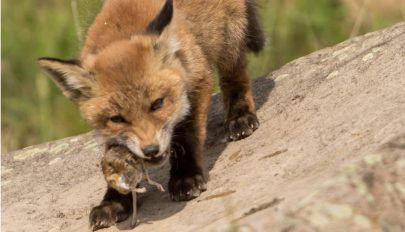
<box><xmin>142</xmin><ymin>144</ymin><xmax>160</xmax><ymax>157</ymax></box>
<box><xmin>126</xmin><ymin>140</ymin><xmax>170</xmax><ymax>166</ymax></box>
<box><xmin>107</xmin><ymin>128</ymin><xmax>172</xmax><ymax>165</ymax></box>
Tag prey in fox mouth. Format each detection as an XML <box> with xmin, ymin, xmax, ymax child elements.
<box><xmin>94</xmin><ymin>145</ymin><xmax>165</xmax><ymax>231</ymax></box>
<box><xmin>108</xmin><ymin>136</ymin><xmax>171</xmax><ymax>166</ymax></box>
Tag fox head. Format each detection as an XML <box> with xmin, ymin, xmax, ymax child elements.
<box><xmin>38</xmin><ymin>0</ymin><xmax>187</xmax><ymax>164</ymax></box>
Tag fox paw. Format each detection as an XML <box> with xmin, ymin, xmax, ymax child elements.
<box><xmin>89</xmin><ymin>204</ymin><xmax>130</xmax><ymax>231</ymax></box>
<box><xmin>169</xmin><ymin>173</ymin><xmax>207</xmax><ymax>201</ymax></box>
<box><xmin>226</xmin><ymin>112</ymin><xmax>259</xmax><ymax>141</ymax></box>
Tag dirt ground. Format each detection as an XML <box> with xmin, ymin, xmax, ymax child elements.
<box><xmin>2</xmin><ymin>23</ymin><xmax>405</xmax><ymax>232</ymax></box>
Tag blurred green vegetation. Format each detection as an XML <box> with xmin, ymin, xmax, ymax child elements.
<box><xmin>2</xmin><ymin>0</ymin><xmax>405</xmax><ymax>152</ymax></box>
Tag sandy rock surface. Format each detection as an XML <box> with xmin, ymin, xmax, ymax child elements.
<box><xmin>2</xmin><ymin>22</ymin><xmax>405</xmax><ymax>232</ymax></box>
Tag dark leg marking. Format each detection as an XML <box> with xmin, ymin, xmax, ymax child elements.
<box><xmin>89</xmin><ymin>187</ymin><xmax>132</xmax><ymax>231</ymax></box>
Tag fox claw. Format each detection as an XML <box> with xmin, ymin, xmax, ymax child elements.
<box><xmin>226</xmin><ymin>112</ymin><xmax>259</xmax><ymax>141</ymax></box>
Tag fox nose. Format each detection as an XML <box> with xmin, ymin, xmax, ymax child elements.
<box><xmin>142</xmin><ymin>145</ymin><xmax>160</xmax><ymax>157</ymax></box>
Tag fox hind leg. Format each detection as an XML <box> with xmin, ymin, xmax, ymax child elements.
<box><xmin>219</xmin><ymin>53</ymin><xmax>259</xmax><ymax>141</ymax></box>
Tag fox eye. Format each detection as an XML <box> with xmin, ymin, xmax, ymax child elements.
<box><xmin>110</xmin><ymin>115</ymin><xmax>127</xmax><ymax>123</ymax></box>
<box><xmin>150</xmin><ymin>98</ymin><xmax>164</xmax><ymax>112</ymax></box>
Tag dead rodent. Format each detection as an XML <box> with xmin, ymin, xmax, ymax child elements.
<box><xmin>101</xmin><ymin>145</ymin><xmax>164</xmax><ymax>227</ymax></box>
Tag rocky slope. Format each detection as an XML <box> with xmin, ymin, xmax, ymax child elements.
<box><xmin>2</xmin><ymin>22</ymin><xmax>405</xmax><ymax>232</ymax></box>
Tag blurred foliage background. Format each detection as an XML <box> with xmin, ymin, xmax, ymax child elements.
<box><xmin>2</xmin><ymin>0</ymin><xmax>405</xmax><ymax>152</ymax></box>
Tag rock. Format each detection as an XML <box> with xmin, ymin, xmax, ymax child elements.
<box><xmin>2</xmin><ymin>22</ymin><xmax>405</xmax><ymax>232</ymax></box>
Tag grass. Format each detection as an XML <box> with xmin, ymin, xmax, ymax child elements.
<box><xmin>2</xmin><ymin>0</ymin><xmax>404</xmax><ymax>152</ymax></box>
<box><xmin>1</xmin><ymin>0</ymin><xmax>102</xmax><ymax>152</ymax></box>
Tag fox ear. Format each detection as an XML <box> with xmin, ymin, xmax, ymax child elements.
<box><xmin>146</xmin><ymin>0</ymin><xmax>173</xmax><ymax>35</ymax></box>
<box><xmin>146</xmin><ymin>0</ymin><xmax>180</xmax><ymax>61</ymax></box>
<box><xmin>38</xmin><ymin>58</ymin><xmax>95</xmax><ymax>102</ymax></box>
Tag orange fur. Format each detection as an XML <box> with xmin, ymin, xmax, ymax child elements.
<box><xmin>39</xmin><ymin>2</ymin><xmax>264</xmax><ymax>222</ymax></box>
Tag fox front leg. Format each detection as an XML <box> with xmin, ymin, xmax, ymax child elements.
<box><xmin>169</xmin><ymin>123</ymin><xmax>208</xmax><ymax>201</ymax></box>
<box><xmin>168</xmin><ymin>77</ymin><xmax>212</xmax><ymax>201</ymax></box>
<box><xmin>89</xmin><ymin>187</ymin><xmax>133</xmax><ymax>231</ymax></box>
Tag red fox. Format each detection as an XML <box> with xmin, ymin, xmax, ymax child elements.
<box><xmin>38</xmin><ymin>0</ymin><xmax>264</xmax><ymax>229</ymax></box>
